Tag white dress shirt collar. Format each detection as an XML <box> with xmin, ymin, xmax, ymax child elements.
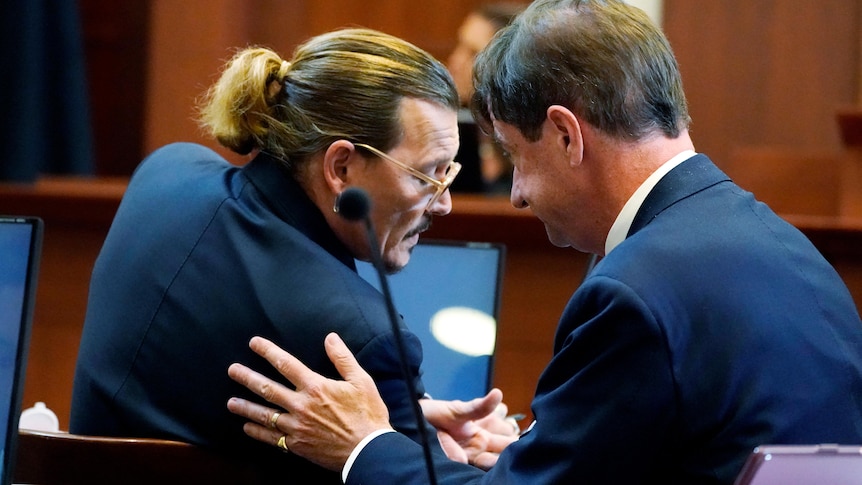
<box><xmin>604</xmin><ymin>150</ymin><xmax>696</xmax><ymax>256</ymax></box>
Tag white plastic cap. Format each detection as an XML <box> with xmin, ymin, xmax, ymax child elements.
<box><xmin>19</xmin><ymin>401</ymin><xmax>60</xmax><ymax>432</ymax></box>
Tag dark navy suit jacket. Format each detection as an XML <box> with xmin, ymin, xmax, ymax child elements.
<box><xmin>347</xmin><ymin>154</ymin><xmax>862</xmax><ymax>484</ymax></box>
<box><xmin>70</xmin><ymin>143</ymin><xmax>441</xmax><ymax>483</ymax></box>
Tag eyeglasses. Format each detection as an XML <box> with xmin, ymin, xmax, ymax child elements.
<box><xmin>355</xmin><ymin>143</ymin><xmax>462</xmax><ymax>210</ymax></box>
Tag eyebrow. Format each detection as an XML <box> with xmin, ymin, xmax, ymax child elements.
<box><xmin>422</xmin><ymin>148</ymin><xmax>457</xmax><ymax>169</ymax></box>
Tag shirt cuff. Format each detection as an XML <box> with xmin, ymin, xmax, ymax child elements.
<box><xmin>342</xmin><ymin>429</ymin><xmax>395</xmax><ymax>483</ymax></box>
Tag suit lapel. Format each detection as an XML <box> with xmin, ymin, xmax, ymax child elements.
<box><xmin>628</xmin><ymin>154</ymin><xmax>731</xmax><ymax>237</ymax></box>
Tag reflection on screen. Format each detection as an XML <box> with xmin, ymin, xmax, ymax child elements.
<box><xmin>357</xmin><ymin>242</ymin><xmax>502</xmax><ymax>401</ymax></box>
<box><xmin>0</xmin><ymin>222</ymin><xmax>32</xmax><ymax>477</ymax></box>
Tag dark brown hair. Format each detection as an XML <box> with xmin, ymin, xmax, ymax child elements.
<box><xmin>472</xmin><ymin>0</ymin><xmax>690</xmax><ymax>142</ymax></box>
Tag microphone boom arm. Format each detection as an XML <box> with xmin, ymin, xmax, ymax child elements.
<box><xmin>338</xmin><ymin>187</ymin><xmax>439</xmax><ymax>485</ymax></box>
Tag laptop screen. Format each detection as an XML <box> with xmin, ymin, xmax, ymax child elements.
<box><xmin>734</xmin><ymin>444</ymin><xmax>862</xmax><ymax>485</ymax></box>
<box><xmin>357</xmin><ymin>240</ymin><xmax>505</xmax><ymax>401</ymax></box>
<box><xmin>0</xmin><ymin>217</ymin><xmax>42</xmax><ymax>485</ymax></box>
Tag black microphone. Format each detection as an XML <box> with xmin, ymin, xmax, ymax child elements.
<box><xmin>335</xmin><ymin>187</ymin><xmax>371</xmax><ymax>222</ymax></box>
<box><xmin>336</xmin><ymin>187</ymin><xmax>438</xmax><ymax>485</ymax></box>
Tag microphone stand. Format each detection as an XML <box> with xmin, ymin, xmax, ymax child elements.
<box><xmin>339</xmin><ymin>188</ymin><xmax>438</xmax><ymax>485</ymax></box>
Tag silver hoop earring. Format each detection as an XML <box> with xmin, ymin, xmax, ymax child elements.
<box><xmin>333</xmin><ymin>192</ymin><xmax>342</xmax><ymax>213</ymax></box>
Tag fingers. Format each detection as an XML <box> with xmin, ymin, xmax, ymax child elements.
<box><xmin>452</xmin><ymin>388</ymin><xmax>504</xmax><ymax>421</ymax></box>
<box><xmin>242</xmin><ymin>420</ymin><xmax>284</xmax><ymax>448</ymax></box>
<box><xmin>438</xmin><ymin>426</ymin><xmax>508</xmax><ymax>470</ymax></box>
<box><xmin>227</xmin><ymin>362</ymin><xmax>298</xmax><ymax>409</ymax></box>
<box><xmin>248</xmin><ymin>336</ymin><xmax>318</xmax><ymax>390</ymax></box>
<box><xmin>473</xmin><ymin>390</ymin><xmax>522</xmax><ymax>437</ymax></box>
<box><xmin>435</xmin><ymin>430</ymin><xmax>468</xmax><ymax>463</ymax></box>
<box><xmin>443</xmin><ymin>388</ymin><xmax>519</xmax><ymax>438</ymax></box>
<box><xmin>475</xmin><ymin>414</ymin><xmax>520</xmax><ymax>437</ymax></box>
<box><xmin>227</xmin><ymin>334</ymin><xmax>391</xmax><ymax>471</ymax></box>
<box><xmin>483</xmin><ymin>429</ymin><xmax>519</xmax><ymax>454</ymax></box>
<box><xmin>323</xmin><ymin>333</ymin><xmax>371</xmax><ymax>386</ymax></box>
<box><xmin>470</xmin><ymin>451</ymin><xmax>500</xmax><ymax>471</ymax></box>
<box><xmin>226</xmin><ymin>397</ymin><xmax>289</xmax><ymax>448</ymax></box>
<box><xmin>479</xmin><ymin>388</ymin><xmax>506</xmax><ymax>418</ymax></box>
<box><xmin>226</xmin><ymin>396</ymin><xmax>279</xmax><ymax>427</ymax></box>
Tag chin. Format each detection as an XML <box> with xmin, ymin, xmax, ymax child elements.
<box><xmin>544</xmin><ymin>226</ymin><xmax>571</xmax><ymax>248</ymax></box>
<box><xmin>382</xmin><ymin>242</ymin><xmax>416</xmax><ymax>275</ymax></box>
<box><xmin>383</xmin><ymin>256</ymin><xmax>408</xmax><ymax>275</ymax></box>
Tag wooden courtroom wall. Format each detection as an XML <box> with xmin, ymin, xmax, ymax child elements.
<box><xmin>80</xmin><ymin>0</ymin><xmax>862</xmax><ymax>177</ymax></box>
<box><xmin>80</xmin><ymin>0</ymin><xmax>530</xmax><ymax>173</ymax></box>
<box><xmin>663</xmin><ymin>0</ymin><xmax>861</xmax><ymax>168</ymax></box>
<box><xmin>16</xmin><ymin>0</ymin><xmax>862</xmax><ymax>430</ymax></box>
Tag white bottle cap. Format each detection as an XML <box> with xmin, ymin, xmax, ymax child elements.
<box><xmin>19</xmin><ymin>401</ymin><xmax>60</xmax><ymax>432</ymax></box>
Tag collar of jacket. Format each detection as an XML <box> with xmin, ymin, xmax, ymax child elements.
<box><xmin>628</xmin><ymin>154</ymin><xmax>731</xmax><ymax>237</ymax></box>
<box><xmin>242</xmin><ymin>151</ymin><xmax>357</xmax><ymax>271</ymax></box>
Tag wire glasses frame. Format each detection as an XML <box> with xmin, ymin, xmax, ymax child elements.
<box><xmin>355</xmin><ymin>143</ymin><xmax>462</xmax><ymax>210</ymax></box>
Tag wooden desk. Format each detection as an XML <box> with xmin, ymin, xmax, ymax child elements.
<box><xmin>3</xmin><ymin>179</ymin><xmax>861</xmax><ymax>428</ymax></box>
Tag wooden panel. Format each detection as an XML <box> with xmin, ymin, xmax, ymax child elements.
<box><xmin>837</xmin><ymin>109</ymin><xmax>862</xmax><ymax>147</ymax></box>
<box><xmin>663</xmin><ymin>0</ymin><xmax>859</xmax><ymax>168</ymax></box>
<box><xmin>843</xmin><ymin>149</ymin><xmax>862</xmax><ymax>216</ymax></box>
<box><xmin>725</xmin><ymin>142</ymin><xmax>862</xmax><ymax>219</ymax></box>
<box><xmin>79</xmin><ymin>0</ymin><xmax>150</xmax><ymax>175</ymax></box>
<box><xmin>726</xmin><ymin>147</ymin><xmax>844</xmax><ymax>217</ymax></box>
<box><xmin>14</xmin><ymin>429</ymin><xmax>265</xmax><ymax>484</ymax></box>
<box><xmin>86</xmin><ymin>0</ymin><xmax>530</xmax><ymax>171</ymax></box>
<box><xmin>83</xmin><ymin>0</ymin><xmax>861</xmax><ymax>185</ymax></box>
<box><xmin>145</xmin><ymin>0</ymin><xmax>257</xmax><ymax>166</ymax></box>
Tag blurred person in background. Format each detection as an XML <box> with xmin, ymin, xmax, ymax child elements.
<box><xmin>447</xmin><ymin>3</ymin><xmax>523</xmax><ymax>195</ymax></box>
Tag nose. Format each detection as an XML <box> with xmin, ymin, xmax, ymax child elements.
<box><xmin>510</xmin><ymin>172</ymin><xmax>528</xmax><ymax>209</ymax></box>
<box><xmin>427</xmin><ymin>189</ymin><xmax>453</xmax><ymax>216</ymax></box>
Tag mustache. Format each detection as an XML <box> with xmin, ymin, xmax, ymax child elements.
<box><xmin>405</xmin><ymin>216</ymin><xmax>432</xmax><ymax>238</ymax></box>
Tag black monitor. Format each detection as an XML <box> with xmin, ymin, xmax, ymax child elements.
<box><xmin>0</xmin><ymin>216</ymin><xmax>42</xmax><ymax>485</ymax></box>
<box><xmin>357</xmin><ymin>239</ymin><xmax>505</xmax><ymax>401</ymax></box>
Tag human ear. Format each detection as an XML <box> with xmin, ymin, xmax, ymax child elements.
<box><xmin>322</xmin><ymin>140</ymin><xmax>361</xmax><ymax>193</ymax></box>
<box><xmin>546</xmin><ymin>105</ymin><xmax>584</xmax><ymax>166</ymax></box>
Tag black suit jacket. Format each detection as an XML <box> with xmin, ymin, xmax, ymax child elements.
<box><xmin>70</xmin><ymin>143</ymin><xmax>442</xmax><ymax>483</ymax></box>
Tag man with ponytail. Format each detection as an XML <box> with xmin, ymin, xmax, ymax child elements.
<box><xmin>70</xmin><ymin>28</ymin><xmax>515</xmax><ymax>483</ymax></box>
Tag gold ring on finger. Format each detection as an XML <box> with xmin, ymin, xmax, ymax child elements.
<box><xmin>276</xmin><ymin>434</ymin><xmax>289</xmax><ymax>453</ymax></box>
<box><xmin>269</xmin><ymin>411</ymin><xmax>281</xmax><ymax>429</ymax></box>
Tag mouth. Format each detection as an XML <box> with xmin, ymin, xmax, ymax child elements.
<box><xmin>403</xmin><ymin>217</ymin><xmax>432</xmax><ymax>242</ymax></box>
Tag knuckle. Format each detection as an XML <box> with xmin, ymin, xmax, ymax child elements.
<box><xmin>303</xmin><ymin>381</ymin><xmax>325</xmax><ymax>399</ymax></box>
<box><xmin>274</xmin><ymin>355</ymin><xmax>292</xmax><ymax>374</ymax></box>
<box><xmin>258</xmin><ymin>380</ymin><xmax>277</xmax><ymax>401</ymax></box>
